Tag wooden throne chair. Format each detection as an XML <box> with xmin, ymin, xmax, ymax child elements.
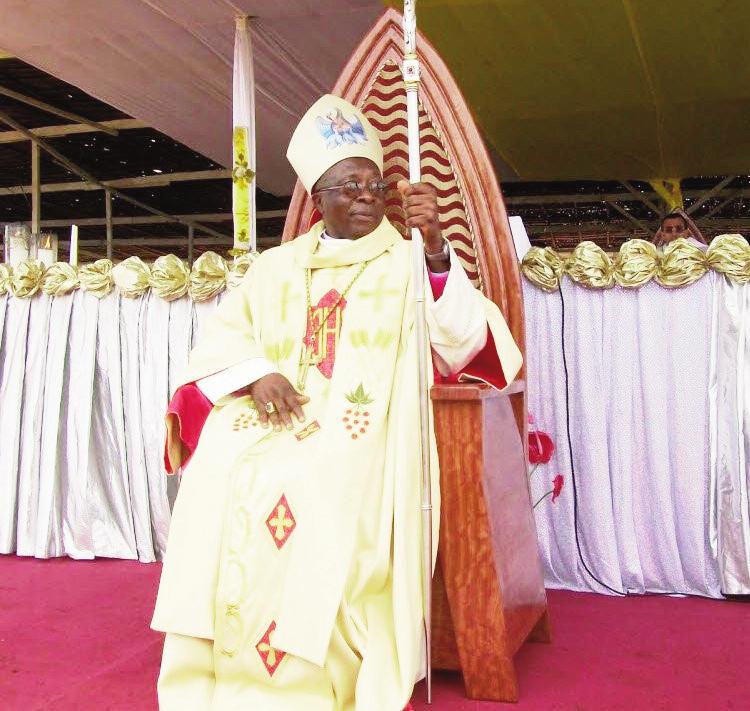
<box><xmin>281</xmin><ymin>8</ymin><xmax>550</xmax><ymax>702</ymax></box>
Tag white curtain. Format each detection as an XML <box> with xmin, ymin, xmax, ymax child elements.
<box><xmin>709</xmin><ymin>277</ymin><xmax>750</xmax><ymax>594</ymax></box>
<box><xmin>0</xmin><ymin>290</ymin><xmax>223</xmax><ymax>562</ymax></box>
<box><xmin>524</xmin><ymin>276</ymin><xmax>726</xmax><ymax>597</ymax></box>
<box><xmin>3</xmin><ymin>277</ymin><xmax>748</xmax><ymax>590</ymax></box>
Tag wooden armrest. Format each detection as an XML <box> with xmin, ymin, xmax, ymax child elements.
<box><xmin>431</xmin><ymin>379</ymin><xmax>526</xmax><ymax>401</ymax></box>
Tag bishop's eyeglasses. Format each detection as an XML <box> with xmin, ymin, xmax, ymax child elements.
<box><xmin>313</xmin><ymin>180</ymin><xmax>389</xmax><ymax>199</ymax></box>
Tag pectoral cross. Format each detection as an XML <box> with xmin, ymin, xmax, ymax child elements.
<box><xmin>297</xmin><ymin>333</ymin><xmax>323</xmax><ymax>392</ymax></box>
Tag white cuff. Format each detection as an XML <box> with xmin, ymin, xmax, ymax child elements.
<box><xmin>426</xmin><ymin>245</ymin><xmax>488</xmax><ymax>374</ymax></box>
<box><xmin>196</xmin><ymin>358</ymin><xmax>276</xmax><ymax>404</ymax></box>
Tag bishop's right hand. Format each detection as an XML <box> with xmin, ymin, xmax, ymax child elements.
<box><xmin>249</xmin><ymin>373</ymin><xmax>309</xmax><ymax>432</ymax></box>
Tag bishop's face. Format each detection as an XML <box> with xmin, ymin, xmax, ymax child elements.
<box><xmin>311</xmin><ymin>157</ymin><xmax>387</xmax><ymax>239</ymax></box>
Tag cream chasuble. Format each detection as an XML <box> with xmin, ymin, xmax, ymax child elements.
<box><xmin>152</xmin><ymin>217</ymin><xmax>522</xmax><ymax>711</ymax></box>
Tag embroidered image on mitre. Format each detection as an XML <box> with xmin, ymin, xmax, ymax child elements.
<box><xmin>286</xmin><ymin>94</ymin><xmax>383</xmax><ymax>194</ymax></box>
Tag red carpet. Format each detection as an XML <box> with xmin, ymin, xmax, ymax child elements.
<box><xmin>1</xmin><ymin>555</ymin><xmax>747</xmax><ymax>710</ymax></box>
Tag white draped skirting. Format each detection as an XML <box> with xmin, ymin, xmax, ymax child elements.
<box><xmin>1</xmin><ymin>279</ymin><xmax>748</xmax><ymax>597</ymax></box>
<box><xmin>0</xmin><ymin>291</ymin><xmax>220</xmax><ymax>562</ymax></box>
<box><xmin>525</xmin><ymin>275</ymin><xmax>750</xmax><ymax>597</ymax></box>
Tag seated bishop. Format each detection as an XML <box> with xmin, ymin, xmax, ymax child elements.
<box><xmin>152</xmin><ymin>93</ymin><xmax>522</xmax><ymax>711</ymax></box>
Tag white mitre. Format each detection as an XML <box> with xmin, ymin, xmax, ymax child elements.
<box><xmin>286</xmin><ymin>94</ymin><xmax>383</xmax><ymax>194</ymax></box>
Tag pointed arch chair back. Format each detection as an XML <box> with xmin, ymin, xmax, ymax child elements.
<box><xmin>282</xmin><ymin>9</ymin><xmax>525</xmax><ymax>378</ymax></box>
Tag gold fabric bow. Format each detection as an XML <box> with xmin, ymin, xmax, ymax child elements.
<box><xmin>520</xmin><ymin>247</ymin><xmax>564</xmax><ymax>291</ymax></box>
<box><xmin>189</xmin><ymin>251</ymin><xmax>229</xmax><ymax>302</ymax></box>
<box><xmin>706</xmin><ymin>234</ymin><xmax>750</xmax><ymax>283</ymax></box>
<box><xmin>566</xmin><ymin>241</ymin><xmax>614</xmax><ymax>289</ymax></box>
<box><xmin>150</xmin><ymin>254</ymin><xmax>190</xmax><ymax>301</ymax></box>
<box><xmin>42</xmin><ymin>262</ymin><xmax>80</xmax><ymax>296</ymax></box>
<box><xmin>656</xmin><ymin>238</ymin><xmax>708</xmax><ymax>287</ymax></box>
<box><xmin>523</xmin><ymin>234</ymin><xmax>750</xmax><ymax>290</ymax></box>
<box><xmin>614</xmin><ymin>240</ymin><xmax>658</xmax><ymax>288</ymax></box>
<box><xmin>0</xmin><ymin>264</ymin><xmax>12</xmax><ymax>296</ymax></box>
<box><xmin>227</xmin><ymin>250</ymin><xmax>260</xmax><ymax>290</ymax></box>
<box><xmin>10</xmin><ymin>260</ymin><xmax>44</xmax><ymax>298</ymax></box>
<box><xmin>113</xmin><ymin>256</ymin><xmax>152</xmax><ymax>297</ymax></box>
<box><xmin>79</xmin><ymin>259</ymin><xmax>114</xmax><ymax>298</ymax></box>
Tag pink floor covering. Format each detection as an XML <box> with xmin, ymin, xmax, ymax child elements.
<box><xmin>1</xmin><ymin>555</ymin><xmax>747</xmax><ymax>710</ymax></box>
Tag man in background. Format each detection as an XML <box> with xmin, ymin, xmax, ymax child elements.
<box><xmin>653</xmin><ymin>209</ymin><xmax>708</xmax><ymax>250</ymax></box>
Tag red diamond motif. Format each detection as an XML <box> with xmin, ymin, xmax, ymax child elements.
<box><xmin>255</xmin><ymin>620</ymin><xmax>286</xmax><ymax>677</ymax></box>
<box><xmin>265</xmin><ymin>495</ymin><xmax>296</xmax><ymax>550</ymax></box>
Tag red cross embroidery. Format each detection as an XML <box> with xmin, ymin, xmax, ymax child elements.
<box><xmin>256</xmin><ymin>620</ymin><xmax>286</xmax><ymax>677</ymax></box>
<box><xmin>265</xmin><ymin>494</ymin><xmax>296</xmax><ymax>550</ymax></box>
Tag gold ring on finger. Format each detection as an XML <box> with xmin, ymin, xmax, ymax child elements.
<box><xmin>264</xmin><ymin>401</ymin><xmax>276</xmax><ymax>414</ymax></box>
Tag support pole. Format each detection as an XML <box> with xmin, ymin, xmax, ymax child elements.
<box><xmin>105</xmin><ymin>188</ymin><xmax>113</xmax><ymax>259</ymax></box>
<box><xmin>31</xmin><ymin>141</ymin><xmax>41</xmax><ymax>234</ymax></box>
<box><xmin>188</xmin><ymin>224</ymin><xmax>195</xmax><ymax>266</ymax></box>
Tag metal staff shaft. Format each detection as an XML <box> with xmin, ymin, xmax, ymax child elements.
<box><xmin>402</xmin><ymin>1</ymin><xmax>433</xmax><ymax>704</ymax></box>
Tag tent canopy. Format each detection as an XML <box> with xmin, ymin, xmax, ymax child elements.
<box><xmin>391</xmin><ymin>0</ymin><xmax>750</xmax><ymax>182</ymax></box>
<box><xmin>1</xmin><ymin>0</ymin><xmax>747</xmax><ymax>195</ymax></box>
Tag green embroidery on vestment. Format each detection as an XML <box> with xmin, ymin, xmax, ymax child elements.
<box><xmin>265</xmin><ymin>338</ymin><xmax>295</xmax><ymax>364</ymax></box>
<box><xmin>343</xmin><ymin>383</ymin><xmax>375</xmax><ymax>440</ymax></box>
<box><xmin>358</xmin><ymin>275</ymin><xmax>399</xmax><ymax>311</ymax></box>
<box><xmin>349</xmin><ymin>328</ymin><xmax>394</xmax><ymax>349</ymax></box>
<box><xmin>278</xmin><ymin>282</ymin><xmax>301</xmax><ymax>322</ymax></box>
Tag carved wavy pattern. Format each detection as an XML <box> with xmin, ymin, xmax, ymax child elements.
<box><xmin>362</xmin><ymin>61</ymin><xmax>480</xmax><ymax>285</ymax></box>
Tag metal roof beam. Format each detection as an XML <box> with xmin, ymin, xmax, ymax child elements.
<box><xmin>75</xmin><ymin>236</ymin><xmax>279</xmax><ymax>247</ymax></box>
<box><xmin>0</xmin><ymin>169</ymin><xmax>231</xmax><ymax>195</ymax></box>
<box><xmin>603</xmin><ymin>200</ymin><xmax>653</xmax><ymax>234</ymax></box>
<box><xmin>685</xmin><ymin>175</ymin><xmax>737</xmax><ymax>215</ymax></box>
<box><xmin>504</xmin><ymin>186</ymin><xmax>750</xmax><ymax>206</ymax></box>
<box><xmin>620</xmin><ymin>180</ymin><xmax>662</xmax><ymax>216</ymax></box>
<box><xmin>38</xmin><ymin>210</ymin><xmax>285</xmax><ymax>228</ymax></box>
<box><xmin>0</xmin><ymin>108</ymin><xmax>229</xmax><ymax>240</ymax></box>
<box><xmin>0</xmin><ymin>84</ymin><xmax>120</xmax><ymax>135</ymax></box>
<box><xmin>0</xmin><ymin>118</ymin><xmax>146</xmax><ymax>143</ymax></box>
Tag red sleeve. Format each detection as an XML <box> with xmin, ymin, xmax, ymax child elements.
<box><xmin>427</xmin><ymin>269</ymin><xmax>449</xmax><ymax>299</ymax></box>
<box><xmin>427</xmin><ymin>270</ymin><xmax>507</xmax><ymax>390</ymax></box>
<box><xmin>163</xmin><ymin>382</ymin><xmax>213</xmax><ymax>473</ymax></box>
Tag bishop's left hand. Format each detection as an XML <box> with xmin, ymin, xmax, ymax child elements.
<box><xmin>397</xmin><ymin>180</ymin><xmax>443</xmax><ymax>253</ymax></box>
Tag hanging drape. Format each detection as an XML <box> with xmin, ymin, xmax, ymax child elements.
<box><xmin>2</xmin><ymin>269</ymin><xmax>748</xmax><ymax>595</ymax></box>
<box><xmin>525</xmin><ymin>274</ymin><xmax>750</xmax><ymax>597</ymax></box>
<box><xmin>0</xmin><ymin>290</ymin><xmax>220</xmax><ymax>562</ymax></box>
<box><xmin>709</xmin><ymin>277</ymin><xmax>750</xmax><ymax>594</ymax></box>
<box><xmin>232</xmin><ymin>16</ymin><xmax>257</xmax><ymax>253</ymax></box>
